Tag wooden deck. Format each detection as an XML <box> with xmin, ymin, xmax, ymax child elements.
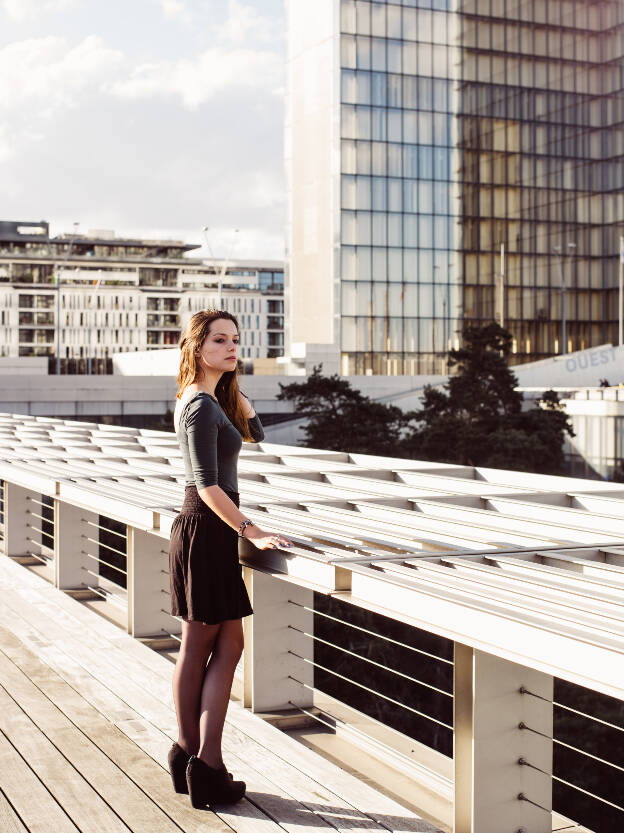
<box><xmin>0</xmin><ymin>555</ymin><xmax>441</xmax><ymax>833</ymax></box>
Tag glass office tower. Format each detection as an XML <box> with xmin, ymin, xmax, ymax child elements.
<box><xmin>286</xmin><ymin>1</ymin><xmax>624</xmax><ymax>375</ymax></box>
<box><xmin>459</xmin><ymin>0</ymin><xmax>624</xmax><ymax>366</ymax></box>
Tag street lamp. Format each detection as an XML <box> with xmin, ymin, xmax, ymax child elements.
<box><xmin>202</xmin><ymin>226</ymin><xmax>240</xmax><ymax>309</ymax></box>
<box><xmin>87</xmin><ymin>275</ymin><xmax>103</xmax><ymax>375</ymax></box>
<box><xmin>54</xmin><ymin>222</ymin><xmax>80</xmax><ymax>375</ymax></box>
<box><xmin>553</xmin><ymin>241</ymin><xmax>576</xmax><ymax>355</ymax></box>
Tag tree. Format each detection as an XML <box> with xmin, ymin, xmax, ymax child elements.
<box><xmin>404</xmin><ymin>323</ymin><xmax>575</xmax><ymax>474</ymax></box>
<box><xmin>277</xmin><ymin>365</ymin><xmax>413</xmax><ymax>455</ymax></box>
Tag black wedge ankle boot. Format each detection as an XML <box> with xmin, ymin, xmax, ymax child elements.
<box><xmin>186</xmin><ymin>755</ymin><xmax>246</xmax><ymax>809</ymax></box>
<box><xmin>168</xmin><ymin>742</ymin><xmax>233</xmax><ymax>794</ymax></box>
<box><xmin>168</xmin><ymin>742</ymin><xmax>191</xmax><ymax>794</ymax></box>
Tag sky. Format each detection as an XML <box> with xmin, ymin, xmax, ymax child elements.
<box><xmin>0</xmin><ymin>0</ymin><xmax>285</xmax><ymax>259</ymax></box>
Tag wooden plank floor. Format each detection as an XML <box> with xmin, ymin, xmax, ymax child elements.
<box><xmin>0</xmin><ymin>556</ymin><xmax>440</xmax><ymax>833</ymax></box>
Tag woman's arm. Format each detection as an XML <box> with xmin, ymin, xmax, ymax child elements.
<box><xmin>238</xmin><ymin>390</ymin><xmax>256</xmax><ymax>418</ymax></box>
<box><xmin>239</xmin><ymin>390</ymin><xmax>265</xmax><ymax>442</ymax></box>
<box><xmin>187</xmin><ymin>396</ymin><xmax>286</xmax><ymax>548</ymax></box>
<box><xmin>198</xmin><ymin>484</ymin><xmax>252</xmax><ymax>529</ymax></box>
<box><xmin>199</xmin><ymin>485</ymin><xmax>291</xmax><ymax>549</ymax></box>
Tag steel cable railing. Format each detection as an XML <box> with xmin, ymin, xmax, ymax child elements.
<box><xmin>287</xmin><ymin>625</ymin><xmax>453</xmax><ymax>699</ymax></box>
<box><xmin>288</xmin><ymin>598</ymin><xmax>454</xmax><ymax>665</ymax></box>
<box><xmin>287</xmin><ymin>658</ymin><xmax>454</xmax><ymax>731</ymax></box>
<box><xmin>25</xmin><ymin>495</ymin><xmax>55</xmax><ymax>567</ymax></box>
<box><xmin>82</xmin><ymin>580</ymin><xmax>127</xmax><ymax>611</ymax></box>
<box><xmin>3</xmin><ymin>466</ymin><xmax>623</xmax><ymax>831</ymax></box>
<box><xmin>287</xmin><ymin>593</ymin><xmax>624</xmax><ymax>830</ymax></box>
<box><xmin>80</xmin><ymin>516</ymin><xmax>127</xmax><ymax>590</ymax></box>
<box><xmin>77</xmin><ymin>514</ymin><xmax>128</xmax><ymax>610</ymax></box>
<box><xmin>287</xmin><ymin>594</ymin><xmax>454</xmax><ymax>757</ymax></box>
<box><xmin>520</xmin><ymin>685</ymin><xmax>624</xmax><ymax>829</ymax></box>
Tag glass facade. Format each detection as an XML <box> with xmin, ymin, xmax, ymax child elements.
<box><xmin>258</xmin><ymin>270</ymin><xmax>285</xmax><ymax>292</ymax></box>
<box><xmin>339</xmin><ymin>0</ymin><xmax>461</xmax><ymax>375</ymax></box>
<box><xmin>459</xmin><ymin>0</ymin><xmax>624</xmax><ymax>365</ymax></box>
<box><xmin>337</xmin><ymin>0</ymin><xmax>624</xmax><ymax>373</ymax></box>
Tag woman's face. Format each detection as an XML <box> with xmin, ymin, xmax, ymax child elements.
<box><xmin>196</xmin><ymin>318</ymin><xmax>239</xmax><ymax>374</ymax></box>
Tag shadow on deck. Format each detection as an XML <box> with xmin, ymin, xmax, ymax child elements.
<box><xmin>0</xmin><ymin>555</ymin><xmax>440</xmax><ymax>833</ymax></box>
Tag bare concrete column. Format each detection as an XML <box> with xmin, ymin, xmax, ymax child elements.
<box><xmin>243</xmin><ymin>568</ymin><xmax>314</xmax><ymax>713</ymax></box>
<box><xmin>128</xmin><ymin>528</ymin><xmax>180</xmax><ymax>638</ymax></box>
<box><xmin>55</xmin><ymin>501</ymin><xmax>98</xmax><ymax>589</ymax></box>
<box><xmin>454</xmin><ymin>644</ymin><xmax>553</xmax><ymax>833</ymax></box>
<box><xmin>3</xmin><ymin>483</ymin><xmax>35</xmax><ymax>557</ymax></box>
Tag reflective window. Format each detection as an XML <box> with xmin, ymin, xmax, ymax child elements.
<box><xmin>371</xmin><ymin>37</ymin><xmax>386</xmax><ymax>71</ymax></box>
<box><xmin>371</xmin><ymin>2</ymin><xmax>386</xmax><ymax>37</ymax></box>
<box><xmin>356</xmin><ymin>106</ymin><xmax>372</xmax><ymax>139</ymax></box>
<box><xmin>372</xmin><ymin>247</ymin><xmax>388</xmax><ymax>280</ymax></box>
<box><xmin>372</xmin><ymin>177</ymin><xmax>387</xmax><ymax>210</ymax></box>
<box><xmin>336</xmin><ymin>0</ymin><xmax>621</xmax><ymax>371</ymax></box>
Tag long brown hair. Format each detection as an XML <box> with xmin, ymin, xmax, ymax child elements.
<box><xmin>177</xmin><ymin>309</ymin><xmax>255</xmax><ymax>441</ymax></box>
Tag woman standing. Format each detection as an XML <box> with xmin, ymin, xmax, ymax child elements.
<box><xmin>167</xmin><ymin>309</ymin><xmax>292</xmax><ymax>809</ymax></box>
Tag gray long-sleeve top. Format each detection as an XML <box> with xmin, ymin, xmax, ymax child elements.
<box><xmin>177</xmin><ymin>392</ymin><xmax>265</xmax><ymax>493</ymax></box>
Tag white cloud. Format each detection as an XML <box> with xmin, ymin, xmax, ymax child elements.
<box><xmin>108</xmin><ymin>46</ymin><xmax>282</xmax><ymax>110</ymax></box>
<box><xmin>0</xmin><ymin>125</ymin><xmax>13</xmax><ymax>163</ymax></box>
<box><xmin>0</xmin><ymin>35</ymin><xmax>124</xmax><ymax>113</ymax></box>
<box><xmin>0</xmin><ymin>0</ymin><xmax>286</xmax><ymax>261</ymax></box>
<box><xmin>1</xmin><ymin>0</ymin><xmax>77</xmax><ymax>22</ymax></box>
<box><xmin>215</xmin><ymin>0</ymin><xmax>278</xmax><ymax>45</ymax></box>
<box><xmin>160</xmin><ymin>0</ymin><xmax>191</xmax><ymax>24</ymax></box>
<box><xmin>183</xmin><ymin>225</ymin><xmax>285</xmax><ymax>260</ymax></box>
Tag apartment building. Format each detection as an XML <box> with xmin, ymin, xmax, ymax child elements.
<box><xmin>0</xmin><ymin>220</ymin><xmax>284</xmax><ymax>371</ymax></box>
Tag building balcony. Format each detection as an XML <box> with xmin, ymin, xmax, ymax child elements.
<box><xmin>0</xmin><ymin>414</ymin><xmax>622</xmax><ymax>833</ymax></box>
<box><xmin>146</xmin><ymin>315</ymin><xmax>180</xmax><ymax>328</ymax></box>
<box><xmin>18</xmin><ymin>332</ymin><xmax>55</xmax><ymax>345</ymax></box>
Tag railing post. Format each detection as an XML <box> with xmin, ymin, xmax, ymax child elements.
<box><xmin>55</xmin><ymin>500</ymin><xmax>98</xmax><ymax>589</ymax></box>
<box><xmin>454</xmin><ymin>644</ymin><xmax>553</xmax><ymax>833</ymax></box>
<box><xmin>3</xmin><ymin>483</ymin><xmax>34</xmax><ymax>558</ymax></box>
<box><xmin>243</xmin><ymin>567</ymin><xmax>314</xmax><ymax>713</ymax></box>
<box><xmin>127</xmin><ymin>527</ymin><xmax>180</xmax><ymax>639</ymax></box>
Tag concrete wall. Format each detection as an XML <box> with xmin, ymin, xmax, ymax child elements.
<box><xmin>0</xmin><ymin>373</ymin><xmax>441</xmax><ymax>427</ymax></box>
<box><xmin>286</xmin><ymin>0</ymin><xmax>338</xmax><ymax>350</ymax></box>
<box><xmin>0</xmin><ymin>357</ymin><xmax>47</xmax><ymax>375</ymax></box>
<box><xmin>0</xmin><ymin>375</ymin><xmax>178</xmax><ymax>419</ymax></box>
<box><xmin>513</xmin><ymin>344</ymin><xmax>624</xmax><ymax>388</ymax></box>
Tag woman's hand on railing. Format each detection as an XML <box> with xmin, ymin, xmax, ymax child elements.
<box><xmin>244</xmin><ymin>526</ymin><xmax>293</xmax><ymax>550</ymax></box>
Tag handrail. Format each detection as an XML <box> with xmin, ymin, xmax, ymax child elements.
<box><xmin>2</xmin><ymin>415</ymin><xmax>624</xmax><ymax>831</ymax></box>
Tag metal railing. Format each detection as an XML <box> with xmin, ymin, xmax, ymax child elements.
<box><xmin>1</xmin><ymin>474</ymin><xmax>623</xmax><ymax>833</ymax></box>
<box><xmin>293</xmin><ymin>594</ymin><xmax>454</xmax><ymax>755</ymax></box>
<box><xmin>290</xmin><ymin>596</ymin><xmax>624</xmax><ymax>832</ymax></box>
<box><xmin>79</xmin><ymin>515</ymin><xmax>127</xmax><ymax>610</ymax></box>
<box><xmin>25</xmin><ymin>494</ymin><xmax>55</xmax><ymax>572</ymax></box>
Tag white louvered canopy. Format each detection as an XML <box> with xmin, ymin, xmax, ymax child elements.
<box><xmin>1</xmin><ymin>412</ymin><xmax>623</xmax><ymax>699</ymax></box>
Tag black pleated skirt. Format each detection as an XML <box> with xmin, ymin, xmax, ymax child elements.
<box><xmin>168</xmin><ymin>485</ymin><xmax>253</xmax><ymax>625</ymax></box>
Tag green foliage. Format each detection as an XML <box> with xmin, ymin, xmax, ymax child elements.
<box><xmin>407</xmin><ymin>323</ymin><xmax>575</xmax><ymax>473</ymax></box>
<box><xmin>277</xmin><ymin>365</ymin><xmax>413</xmax><ymax>455</ymax></box>
<box><xmin>610</xmin><ymin>461</ymin><xmax>624</xmax><ymax>483</ymax></box>
<box><xmin>277</xmin><ymin>326</ymin><xmax>574</xmax><ymax>474</ymax></box>
<box><xmin>146</xmin><ymin>408</ymin><xmax>175</xmax><ymax>433</ymax></box>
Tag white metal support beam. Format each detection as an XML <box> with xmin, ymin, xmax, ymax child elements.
<box><xmin>4</xmin><ymin>483</ymin><xmax>35</xmax><ymax>558</ymax></box>
<box><xmin>243</xmin><ymin>568</ymin><xmax>314</xmax><ymax>713</ymax></box>
<box><xmin>127</xmin><ymin>527</ymin><xmax>179</xmax><ymax>638</ymax></box>
<box><xmin>55</xmin><ymin>500</ymin><xmax>98</xmax><ymax>590</ymax></box>
<box><xmin>454</xmin><ymin>644</ymin><xmax>553</xmax><ymax>833</ymax></box>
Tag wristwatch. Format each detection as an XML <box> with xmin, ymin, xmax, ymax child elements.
<box><xmin>238</xmin><ymin>519</ymin><xmax>255</xmax><ymax>538</ymax></box>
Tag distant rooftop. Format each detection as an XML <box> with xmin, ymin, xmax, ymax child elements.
<box><xmin>0</xmin><ymin>219</ymin><xmax>198</xmax><ymax>253</ymax></box>
<box><xmin>1</xmin><ymin>410</ymin><xmax>623</xmax><ymax>698</ymax></box>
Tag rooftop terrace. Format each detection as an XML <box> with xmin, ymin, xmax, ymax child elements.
<box><xmin>0</xmin><ymin>413</ymin><xmax>622</xmax><ymax>833</ymax></box>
